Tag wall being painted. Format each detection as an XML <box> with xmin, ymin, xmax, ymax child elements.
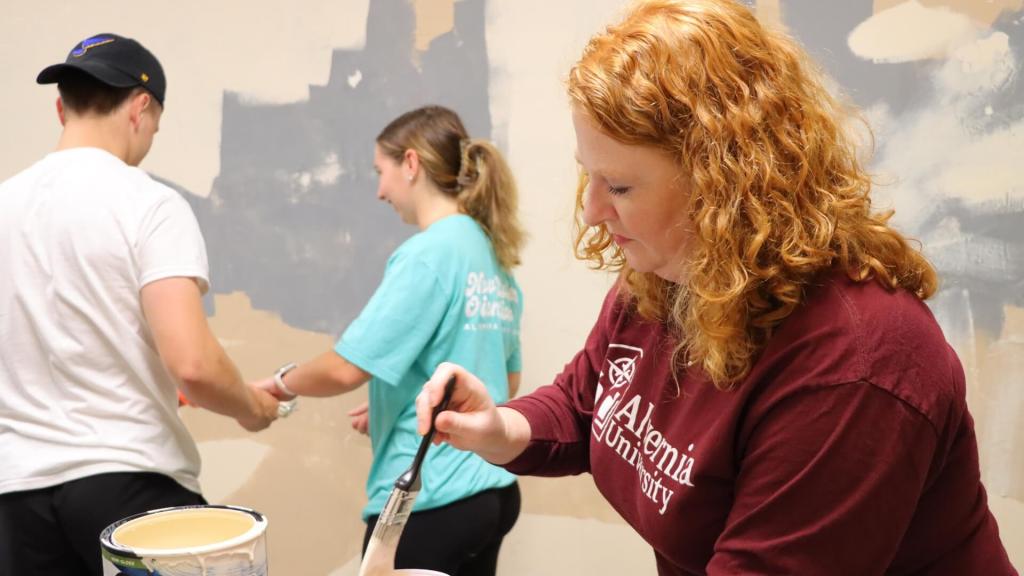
<box><xmin>1</xmin><ymin>0</ymin><xmax>1020</xmax><ymax>573</ymax></box>
<box><xmin>769</xmin><ymin>0</ymin><xmax>1024</xmax><ymax>545</ymax></box>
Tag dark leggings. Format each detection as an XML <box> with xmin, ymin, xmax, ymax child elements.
<box><xmin>363</xmin><ymin>482</ymin><xmax>521</xmax><ymax>576</ymax></box>
<box><xmin>0</xmin><ymin>471</ymin><xmax>206</xmax><ymax>576</ymax></box>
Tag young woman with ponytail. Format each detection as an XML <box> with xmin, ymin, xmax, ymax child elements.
<box><xmin>254</xmin><ymin>105</ymin><xmax>523</xmax><ymax>575</ymax></box>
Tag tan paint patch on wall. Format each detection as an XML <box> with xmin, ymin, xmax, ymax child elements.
<box><xmin>414</xmin><ymin>0</ymin><xmax>456</xmax><ymax>52</ymax></box>
<box><xmin>975</xmin><ymin>306</ymin><xmax>1024</xmax><ymax>494</ymax></box>
<box><xmin>755</xmin><ymin>0</ymin><xmax>786</xmax><ymax>30</ymax></box>
<box><xmin>874</xmin><ymin>0</ymin><xmax>1023</xmax><ymax>26</ymax></box>
<box><xmin>182</xmin><ymin>292</ymin><xmax>371</xmax><ymax>574</ymax></box>
<box><xmin>850</xmin><ymin>1</ymin><xmax>978</xmax><ymax>64</ymax></box>
<box><xmin>518</xmin><ymin>475</ymin><xmax>625</xmax><ymax>523</ymax></box>
<box><xmin>195</xmin><ymin>438</ymin><xmax>272</xmax><ymax>503</ymax></box>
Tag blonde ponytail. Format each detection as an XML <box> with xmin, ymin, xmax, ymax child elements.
<box><xmin>457</xmin><ymin>139</ymin><xmax>524</xmax><ymax>269</ymax></box>
<box><xmin>377</xmin><ymin>105</ymin><xmax>525</xmax><ymax>270</ymax></box>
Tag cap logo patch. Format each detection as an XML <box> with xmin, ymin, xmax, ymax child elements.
<box><xmin>72</xmin><ymin>36</ymin><xmax>115</xmax><ymax>57</ymax></box>
<box><xmin>141</xmin><ymin>73</ymin><xmax>149</xmax><ymax>83</ymax></box>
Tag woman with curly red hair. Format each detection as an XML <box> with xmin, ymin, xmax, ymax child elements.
<box><xmin>417</xmin><ymin>1</ymin><xmax>1016</xmax><ymax>574</ymax></box>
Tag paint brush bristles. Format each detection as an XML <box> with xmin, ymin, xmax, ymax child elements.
<box><xmin>357</xmin><ymin>376</ymin><xmax>456</xmax><ymax>576</ymax></box>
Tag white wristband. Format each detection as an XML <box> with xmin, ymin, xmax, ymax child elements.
<box><xmin>273</xmin><ymin>362</ymin><xmax>298</xmax><ymax>397</ymax></box>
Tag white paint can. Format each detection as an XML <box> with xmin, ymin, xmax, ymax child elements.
<box><xmin>99</xmin><ymin>504</ymin><xmax>268</xmax><ymax>575</ymax></box>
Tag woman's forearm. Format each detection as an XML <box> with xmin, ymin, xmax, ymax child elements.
<box><xmin>280</xmin><ymin>350</ymin><xmax>371</xmax><ymax>397</ymax></box>
<box><xmin>482</xmin><ymin>406</ymin><xmax>532</xmax><ymax>465</ymax></box>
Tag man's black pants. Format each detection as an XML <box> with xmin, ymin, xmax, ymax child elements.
<box><xmin>0</xmin><ymin>471</ymin><xmax>205</xmax><ymax>576</ymax></box>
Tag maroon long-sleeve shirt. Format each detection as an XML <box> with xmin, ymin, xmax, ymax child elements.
<box><xmin>504</xmin><ymin>273</ymin><xmax>1016</xmax><ymax>575</ymax></box>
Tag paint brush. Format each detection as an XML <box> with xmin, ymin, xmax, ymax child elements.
<box><xmin>358</xmin><ymin>375</ymin><xmax>456</xmax><ymax>576</ymax></box>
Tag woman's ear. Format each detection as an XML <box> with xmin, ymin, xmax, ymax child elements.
<box><xmin>403</xmin><ymin>148</ymin><xmax>420</xmax><ymax>181</ymax></box>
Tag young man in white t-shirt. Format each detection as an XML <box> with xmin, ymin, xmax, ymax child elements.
<box><xmin>0</xmin><ymin>33</ymin><xmax>280</xmax><ymax>575</ymax></box>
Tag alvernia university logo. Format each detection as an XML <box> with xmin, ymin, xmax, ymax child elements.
<box><xmin>592</xmin><ymin>343</ymin><xmax>697</xmax><ymax>515</ymax></box>
<box><xmin>594</xmin><ymin>344</ymin><xmax>643</xmax><ymax>430</ymax></box>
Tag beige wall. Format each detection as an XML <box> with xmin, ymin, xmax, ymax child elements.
<box><xmin>1</xmin><ymin>0</ymin><xmax>1020</xmax><ymax>573</ymax></box>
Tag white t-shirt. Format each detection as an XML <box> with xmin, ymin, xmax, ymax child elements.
<box><xmin>0</xmin><ymin>147</ymin><xmax>209</xmax><ymax>494</ymax></box>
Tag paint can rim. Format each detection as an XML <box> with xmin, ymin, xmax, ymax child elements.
<box><xmin>99</xmin><ymin>504</ymin><xmax>267</xmax><ymax>558</ymax></box>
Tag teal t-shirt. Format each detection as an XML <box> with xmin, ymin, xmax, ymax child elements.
<box><xmin>337</xmin><ymin>214</ymin><xmax>520</xmax><ymax>519</ymax></box>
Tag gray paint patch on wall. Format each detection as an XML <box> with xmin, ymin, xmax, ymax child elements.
<box><xmin>776</xmin><ymin>0</ymin><xmax>927</xmax><ymax>114</ymax></box>
<box><xmin>778</xmin><ymin>0</ymin><xmax>1024</xmax><ymax>336</ymax></box>
<box><xmin>919</xmin><ymin>199</ymin><xmax>1024</xmax><ymax>334</ymax></box>
<box><xmin>174</xmin><ymin>0</ymin><xmax>493</xmax><ymax>333</ymax></box>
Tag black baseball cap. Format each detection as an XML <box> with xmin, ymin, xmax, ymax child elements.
<box><xmin>37</xmin><ymin>33</ymin><xmax>166</xmax><ymax>106</ymax></box>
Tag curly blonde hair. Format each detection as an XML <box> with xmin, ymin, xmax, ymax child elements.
<box><xmin>569</xmin><ymin>0</ymin><xmax>937</xmax><ymax>388</ymax></box>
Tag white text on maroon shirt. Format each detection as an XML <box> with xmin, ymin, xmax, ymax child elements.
<box><xmin>593</xmin><ymin>344</ymin><xmax>696</xmax><ymax>515</ymax></box>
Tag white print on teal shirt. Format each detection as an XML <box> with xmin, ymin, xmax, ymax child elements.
<box><xmin>463</xmin><ymin>271</ymin><xmax>518</xmax><ymax>327</ymax></box>
<box><xmin>594</xmin><ymin>343</ymin><xmax>697</xmax><ymax>515</ymax></box>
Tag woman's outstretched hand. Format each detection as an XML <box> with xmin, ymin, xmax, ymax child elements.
<box><xmin>348</xmin><ymin>401</ymin><xmax>370</xmax><ymax>435</ymax></box>
<box><xmin>416</xmin><ymin>362</ymin><xmax>531</xmax><ymax>465</ymax></box>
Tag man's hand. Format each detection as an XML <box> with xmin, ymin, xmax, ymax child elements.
<box><xmin>236</xmin><ymin>386</ymin><xmax>280</xmax><ymax>432</ymax></box>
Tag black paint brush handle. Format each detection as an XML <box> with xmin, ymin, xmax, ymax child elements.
<box><xmin>394</xmin><ymin>375</ymin><xmax>456</xmax><ymax>492</ymax></box>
